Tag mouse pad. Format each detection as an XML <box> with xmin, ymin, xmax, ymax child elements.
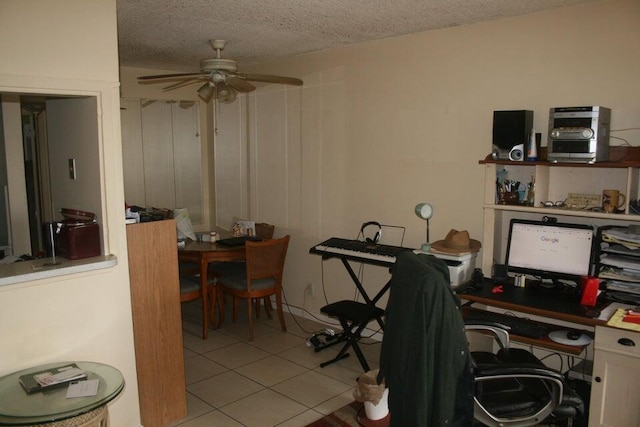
<box><xmin>548</xmin><ymin>330</ymin><xmax>593</xmax><ymax>346</ymax></box>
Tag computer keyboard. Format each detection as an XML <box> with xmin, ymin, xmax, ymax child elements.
<box><xmin>464</xmin><ymin>308</ymin><xmax>550</xmax><ymax>339</ymax></box>
<box><xmin>216</xmin><ymin>236</ymin><xmax>262</xmax><ymax>247</ymax></box>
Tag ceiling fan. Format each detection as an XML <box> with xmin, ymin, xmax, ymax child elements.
<box><xmin>137</xmin><ymin>40</ymin><xmax>303</xmax><ymax>103</ymax></box>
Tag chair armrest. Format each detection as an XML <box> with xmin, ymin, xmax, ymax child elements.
<box><xmin>474</xmin><ymin>363</ymin><xmax>564</xmax><ymax>382</ymax></box>
<box><xmin>465</xmin><ymin>322</ymin><xmax>511</xmax><ymax>350</ymax></box>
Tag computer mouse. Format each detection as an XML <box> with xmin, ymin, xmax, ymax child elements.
<box><xmin>567</xmin><ymin>331</ymin><xmax>581</xmax><ymax>341</ymax></box>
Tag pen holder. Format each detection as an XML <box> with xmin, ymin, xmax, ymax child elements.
<box><xmin>501</xmin><ymin>192</ymin><xmax>520</xmax><ymax>205</ymax></box>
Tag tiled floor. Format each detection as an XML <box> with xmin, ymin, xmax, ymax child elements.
<box><xmin>169</xmin><ymin>300</ymin><xmax>381</xmax><ymax>427</ymax></box>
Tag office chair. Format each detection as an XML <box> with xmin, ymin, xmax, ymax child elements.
<box><xmin>378</xmin><ymin>251</ymin><xmax>584</xmax><ymax>427</ymax></box>
<box><xmin>465</xmin><ymin>323</ymin><xmax>584</xmax><ymax>427</ymax></box>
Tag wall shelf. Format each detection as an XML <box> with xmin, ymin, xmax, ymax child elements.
<box><xmin>479</xmin><ymin>146</ymin><xmax>640</xmax><ymax>276</ymax></box>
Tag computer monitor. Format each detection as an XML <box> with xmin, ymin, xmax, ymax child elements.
<box><xmin>505</xmin><ymin>219</ymin><xmax>594</xmax><ymax>285</ymax></box>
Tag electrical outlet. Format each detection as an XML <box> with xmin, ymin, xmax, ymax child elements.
<box><xmin>305</xmin><ymin>282</ymin><xmax>314</xmax><ymax>296</ymax></box>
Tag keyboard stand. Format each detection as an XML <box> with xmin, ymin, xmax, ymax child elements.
<box><xmin>328</xmin><ymin>256</ymin><xmax>389</xmax><ymax>330</ymax></box>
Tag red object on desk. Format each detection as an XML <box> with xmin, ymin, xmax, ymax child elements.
<box><xmin>492</xmin><ymin>285</ymin><xmax>504</xmax><ymax>294</ymax></box>
<box><xmin>580</xmin><ymin>276</ymin><xmax>599</xmax><ymax>307</ymax></box>
<box><xmin>623</xmin><ymin>313</ymin><xmax>640</xmax><ymax>325</ymax></box>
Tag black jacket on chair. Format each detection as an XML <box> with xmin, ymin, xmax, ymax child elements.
<box><xmin>379</xmin><ymin>252</ymin><xmax>474</xmax><ymax>427</ymax></box>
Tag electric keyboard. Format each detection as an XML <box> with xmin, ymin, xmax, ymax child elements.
<box><xmin>463</xmin><ymin>307</ymin><xmax>551</xmax><ymax>339</ymax></box>
<box><xmin>311</xmin><ymin>237</ymin><xmax>413</xmax><ymax>266</ymax></box>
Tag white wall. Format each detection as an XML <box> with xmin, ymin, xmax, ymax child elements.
<box><xmin>215</xmin><ymin>0</ymin><xmax>640</xmax><ymax>317</ymax></box>
<box><xmin>0</xmin><ymin>95</ymin><xmax>30</xmax><ymax>254</ymax></box>
<box><xmin>120</xmin><ymin>66</ymin><xmax>214</xmax><ymax>230</ymax></box>
<box><xmin>0</xmin><ymin>1</ymin><xmax>140</xmax><ymax>426</ymax></box>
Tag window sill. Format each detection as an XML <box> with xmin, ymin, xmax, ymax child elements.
<box><xmin>0</xmin><ymin>255</ymin><xmax>117</xmax><ymax>286</ymax></box>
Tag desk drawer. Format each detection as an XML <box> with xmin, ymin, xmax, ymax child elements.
<box><xmin>595</xmin><ymin>326</ymin><xmax>640</xmax><ymax>358</ymax></box>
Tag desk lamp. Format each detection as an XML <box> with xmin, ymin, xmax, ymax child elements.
<box><xmin>415</xmin><ymin>202</ymin><xmax>433</xmax><ymax>252</ymax></box>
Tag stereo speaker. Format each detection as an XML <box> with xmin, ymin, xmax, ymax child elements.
<box><xmin>492</xmin><ymin>110</ymin><xmax>533</xmax><ymax>161</ymax></box>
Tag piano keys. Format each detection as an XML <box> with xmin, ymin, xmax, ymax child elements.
<box><xmin>311</xmin><ymin>237</ymin><xmax>414</xmax><ymax>267</ymax></box>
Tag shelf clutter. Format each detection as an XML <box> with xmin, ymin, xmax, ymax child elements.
<box><xmin>597</xmin><ymin>226</ymin><xmax>640</xmax><ymax>305</ymax></box>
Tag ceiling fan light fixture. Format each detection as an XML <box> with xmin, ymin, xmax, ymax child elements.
<box><xmin>217</xmin><ymin>82</ymin><xmax>231</xmax><ymax>98</ymax></box>
<box><xmin>137</xmin><ymin>40</ymin><xmax>304</xmax><ymax>103</ymax></box>
<box><xmin>197</xmin><ymin>82</ymin><xmax>215</xmax><ymax>103</ymax></box>
<box><xmin>220</xmin><ymin>88</ymin><xmax>237</xmax><ymax>104</ymax></box>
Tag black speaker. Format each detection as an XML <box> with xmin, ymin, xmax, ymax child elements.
<box><xmin>492</xmin><ymin>110</ymin><xmax>533</xmax><ymax>161</ymax></box>
<box><xmin>492</xmin><ymin>263</ymin><xmax>509</xmax><ymax>284</ymax></box>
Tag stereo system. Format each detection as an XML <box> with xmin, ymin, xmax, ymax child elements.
<box><xmin>547</xmin><ymin>106</ymin><xmax>611</xmax><ymax>163</ymax></box>
<box><xmin>491</xmin><ymin>106</ymin><xmax>611</xmax><ymax>164</ymax></box>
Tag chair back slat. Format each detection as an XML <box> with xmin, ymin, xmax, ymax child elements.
<box><xmin>245</xmin><ymin>235</ymin><xmax>290</xmax><ymax>286</ymax></box>
<box><xmin>255</xmin><ymin>223</ymin><xmax>275</xmax><ymax>239</ymax></box>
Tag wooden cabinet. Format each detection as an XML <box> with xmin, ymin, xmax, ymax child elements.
<box><xmin>126</xmin><ymin>220</ymin><xmax>187</xmax><ymax>427</ymax></box>
<box><xmin>589</xmin><ymin>326</ymin><xmax>640</xmax><ymax>427</ymax></box>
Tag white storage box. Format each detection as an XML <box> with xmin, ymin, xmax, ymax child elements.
<box><xmin>429</xmin><ymin>250</ymin><xmax>479</xmax><ymax>288</ymax></box>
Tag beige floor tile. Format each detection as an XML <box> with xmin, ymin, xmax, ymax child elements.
<box><xmin>173</xmin><ymin>409</ymin><xmax>245</xmax><ymax>427</ymax></box>
<box><xmin>184</xmin><ymin>355</ymin><xmax>228</xmax><ymax>385</ymax></box>
<box><xmin>220</xmin><ymin>389</ymin><xmax>308</xmax><ymax>427</ymax></box>
<box><xmin>271</xmin><ymin>370</ymin><xmax>353</xmax><ymax>407</ymax></box>
<box><xmin>313</xmin><ymin>351</ymin><xmax>377</xmax><ymax>386</ymax></box>
<box><xmin>275</xmin><ymin>409</ymin><xmax>324</xmax><ymax>427</ymax></box>
<box><xmin>166</xmin><ymin>392</ymin><xmax>214</xmax><ymax>426</ymax></box>
<box><xmin>187</xmin><ymin>370</ymin><xmax>265</xmax><ymax>408</ymax></box>
<box><xmin>278</xmin><ymin>343</ymin><xmax>340</xmax><ymax>370</ymax></box>
<box><xmin>249</xmin><ymin>329</ymin><xmax>306</xmax><ymax>354</ymax></box>
<box><xmin>313</xmin><ymin>389</ymin><xmax>357</xmax><ymax>416</ymax></box>
<box><xmin>183</xmin><ymin>329</ymin><xmax>239</xmax><ymax>354</ymax></box>
<box><xmin>217</xmin><ymin>317</ymin><xmax>283</xmax><ymax>341</ymax></box>
<box><xmin>183</xmin><ymin>346</ymin><xmax>198</xmax><ymax>359</ymax></box>
<box><xmin>182</xmin><ymin>318</ymin><xmax>206</xmax><ymax>337</ymax></box>
<box><xmin>203</xmin><ymin>342</ymin><xmax>271</xmax><ymax>369</ymax></box>
<box><xmin>235</xmin><ymin>355</ymin><xmax>308</xmax><ymax>387</ymax></box>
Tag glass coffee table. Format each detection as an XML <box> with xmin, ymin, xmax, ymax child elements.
<box><xmin>0</xmin><ymin>361</ymin><xmax>124</xmax><ymax>425</ymax></box>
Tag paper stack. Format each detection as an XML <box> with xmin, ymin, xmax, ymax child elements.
<box><xmin>598</xmin><ymin>227</ymin><xmax>640</xmax><ymax>303</ymax></box>
<box><xmin>19</xmin><ymin>363</ymin><xmax>87</xmax><ymax>394</ymax></box>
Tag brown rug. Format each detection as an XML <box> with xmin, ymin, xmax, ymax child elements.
<box><xmin>305</xmin><ymin>401</ymin><xmax>390</xmax><ymax>427</ymax></box>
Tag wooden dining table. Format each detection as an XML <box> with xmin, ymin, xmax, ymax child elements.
<box><xmin>178</xmin><ymin>232</ymin><xmax>246</xmax><ymax>339</ymax></box>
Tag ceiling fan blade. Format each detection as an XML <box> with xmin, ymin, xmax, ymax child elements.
<box><xmin>137</xmin><ymin>72</ymin><xmax>205</xmax><ymax>81</ymax></box>
<box><xmin>162</xmin><ymin>78</ymin><xmax>204</xmax><ymax>91</ymax></box>
<box><xmin>242</xmin><ymin>74</ymin><xmax>303</xmax><ymax>86</ymax></box>
<box><xmin>226</xmin><ymin>76</ymin><xmax>256</xmax><ymax>93</ymax></box>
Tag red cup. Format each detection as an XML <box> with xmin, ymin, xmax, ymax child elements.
<box><xmin>580</xmin><ymin>276</ymin><xmax>600</xmax><ymax>306</ymax></box>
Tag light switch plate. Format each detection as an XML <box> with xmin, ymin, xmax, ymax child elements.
<box><xmin>68</xmin><ymin>158</ymin><xmax>76</xmax><ymax>180</ymax></box>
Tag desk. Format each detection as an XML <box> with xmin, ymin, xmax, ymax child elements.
<box><xmin>460</xmin><ymin>281</ymin><xmax>607</xmax><ymax>355</ymax></box>
<box><xmin>178</xmin><ymin>239</ymin><xmax>245</xmax><ymax>337</ymax></box>
<box><xmin>0</xmin><ymin>362</ymin><xmax>124</xmax><ymax>426</ymax></box>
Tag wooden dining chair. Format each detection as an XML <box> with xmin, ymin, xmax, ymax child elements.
<box><xmin>180</xmin><ymin>266</ymin><xmax>215</xmax><ymax>339</ymax></box>
<box><xmin>209</xmin><ymin>222</ymin><xmax>277</xmax><ymax>320</ymax></box>
<box><xmin>215</xmin><ymin>235</ymin><xmax>290</xmax><ymax>340</ymax></box>
<box><xmin>179</xmin><ymin>275</ymin><xmax>209</xmax><ymax>338</ymax></box>
<box><xmin>255</xmin><ymin>222</ymin><xmax>275</xmax><ymax>239</ymax></box>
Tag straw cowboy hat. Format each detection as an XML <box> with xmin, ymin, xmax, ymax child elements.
<box><xmin>431</xmin><ymin>229</ymin><xmax>481</xmax><ymax>254</ymax></box>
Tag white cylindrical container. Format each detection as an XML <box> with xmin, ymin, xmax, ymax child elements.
<box><xmin>364</xmin><ymin>388</ymin><xmax>389</xmax><ymax>421</ymax></box>
<box><xmin>527</xmin><ymin>128</ymin><xmax>537</xmax><ymax>161</ymax></box>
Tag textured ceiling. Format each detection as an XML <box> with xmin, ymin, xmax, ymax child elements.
<box><xmin>117</xmin><ymin>0</ymin><xmax>595</xmax><ymax>72</ymax></box>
